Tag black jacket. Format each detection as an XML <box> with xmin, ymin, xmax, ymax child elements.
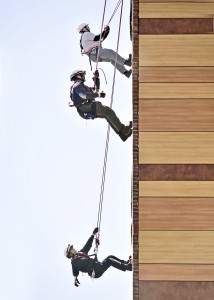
<box><xmin>71</xmin><ymin>81</ymin><xmax>98</xmax><ymax>106</ymax></box>
<box><xmin>71</xmin><ymin>235</ymin><xmax>96</xmax><ymax>277</ymax></box>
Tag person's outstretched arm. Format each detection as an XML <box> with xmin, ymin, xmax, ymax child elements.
<box><xmin>93</xmin><ymin>26</ymin><xmax>110</xmax><ymax>41</ymax></box>
<box><xmin>79</xmin><ymin>227</ymin><xmax>99</xmax><ymax>254</ymax></box>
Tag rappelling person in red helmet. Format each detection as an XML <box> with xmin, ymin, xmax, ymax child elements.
<box><xmin>69</xmin><ymin>69</ymin><xmax>132</xmax><ymax>142</ymax></box>
<box><xmin>64</xmin><ymin>227</ymin><xmax>132</xmax><ymax>287</ymax></box>
<box><xmin>77</xmin><ymin>23</ymin><xmax>132</xmax><ymax>78</ymax></box>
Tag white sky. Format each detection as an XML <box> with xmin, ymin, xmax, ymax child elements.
<box><xmin>0</xmin><ymin>0</ymin><xmax>133</xmax><ymax>299</ymax></box>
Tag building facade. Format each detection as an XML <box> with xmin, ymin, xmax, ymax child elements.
<box><xmin>132</xmin><ymin>0</ymin><xmax>214</xmax><ymax>299</ymax></box>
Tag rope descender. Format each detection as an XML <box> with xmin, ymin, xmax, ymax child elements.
<box><xmin>94</xmin><ymin>234</ymin><xmax>100</xmax><ymax>255</ymax></box>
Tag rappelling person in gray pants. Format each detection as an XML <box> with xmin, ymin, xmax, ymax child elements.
<box><xmin>69</xmin><ymin>69</ymin><xmax>132</xmax><ymax>142</ymax></box>
<box><xmin>77</xmin><ymin>23</ymin><xmax>132</xmax><ymax>78</ymax></box>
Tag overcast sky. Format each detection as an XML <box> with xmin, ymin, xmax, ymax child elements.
<box><xmin>0</xmin><ymin>0</ymin><xmax>132</xmax><ymax>299</ymax></box>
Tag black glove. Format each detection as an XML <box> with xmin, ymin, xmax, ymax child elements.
<box><xmin>92</xmin><ymin>77</ymin><xmax>100</xmax><ymax>92</ymax></box>
<box><xmin>104</xmin><ymin>25</ymin><xmax>110</xmax><ymax>33</ymax></box>
<box><xmin>93</xmin><ymin>227</ymin><xmax>99</xmax><ymax>235</ymax></box>
<box><xmin>74</xmin><ymin>277</ymin><xmax>80</xmax><ymax>287</ymax></box>
<box><xmin>93</xmin><ymin>70</ymin><xmax>99</xmax><ymax>78</ymax></box>
<box><xmin>99</xmin><ymin>91</ymin><xmax>106</xmax><ymax>98</ymax></box>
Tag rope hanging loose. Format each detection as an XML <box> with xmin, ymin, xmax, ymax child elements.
<box><xmin>95</xmin><ymin>0</ymin><xmax>124</xmax><ymax>252</ymax></box>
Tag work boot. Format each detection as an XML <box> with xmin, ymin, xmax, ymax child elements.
<box><xmin>123</xmin><ymin>69</ymin><xmax>132</xmax><ymax>78</ymax></box>
<box><xmin>119</xmin><ymin>122</ymin><xmax>132</xmax><ymax>142</ymax></box>
<box><xmin>125</xmin><ymin>256</ymin><xmax>132</xmax><ymax>264</ymax></box>
<box><xmin>125</xmin><ymin>262</ymin><xmax>132</xmax><ymax>271</ymax></box>
<box><xmin>124</xmin><ymin>54</ymin><xmax>132</xmax><ymax>67</ymax></box>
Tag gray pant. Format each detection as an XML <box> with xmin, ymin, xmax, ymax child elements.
<box><xmin>77</xmin><ymin>101</ymin><xmax>124</xmax><ymax>133</ymax></box>
<box><xmin>89</xmin><ymin>48</ymin><xmax>127</xmax><ymax>74</ymax></box>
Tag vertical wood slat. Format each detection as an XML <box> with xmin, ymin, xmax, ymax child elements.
<box><xmin>139</xmin><ymin>3</ymin><xmax>214</xmax><ymax>18</ymax></box>
<box><xmin>139</xmin><ymin>67</ymin><xmax>214</xmax><ymax>82</ymax></box>
<box><xmin>139</xmin><ymin>99</ymin><xmax>214</xmax><ymax>131</ymax></box>
<box><xmin>139</xmin><ymin>132</ymin><xmax>214</xmax><ymax>164</ymax></box>
<box><xmin>139</xmin><ymin>264</ymin><xmax>214</xmax><ymax>281</ymax></box>
<box><xmin>139</xmin><ymin>0</ymin><xmax>214</xmax><ymax>3</ymax></box>
<box><xmin>139</xmin><ymin>197</ymin><xmax>214</xmax><ymax>230</ymax></box>
<box><xmin>139</xmin><ymin>83</ymin><xmax>214</xmax><ymax>98</ymax></box>
<box><xmin>139</xmin><ymin>181</ymin><xmax>214</xmax><ymax>197</ymax></box>
<box><xmin>139</xmin><ymin>231</ymin><xmax>214</xmax><ymax>263</ymax></box>
<box><xmin>139</xmin><ymin>164</ymin><xmax>214</xmax><ymax>181</ymax></box>
<box><xmin>139</xmin><ymin>35</ymin><xmax>214</xmax><ymax>66</ymax></box>
<box><xmin>139</xmin><ymin>18</ymin><xmax>214</xmax><ymax>34</ymax></box>
<box><xmin>139</xmin><ymin>281</ymin><xmax>214</xmax><ymax>300</ymax></box>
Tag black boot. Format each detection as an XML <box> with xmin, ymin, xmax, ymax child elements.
<box><xmin>124</xmin><ymin>54</ymin><xmax>132</xmax><ymax>67</ymax></box>
<box><xmin>125</xmin><ymin>256</ymin><xmax>132</xmax><ymax>264</ymax></box>
<box><xmin>119</xmin><ymin>122</ymin><xmax>132</xmax><ymax>141</ymax></box>
<box><xmin>123</xmin><ymin>69</ymin><xmax>132</xmax><ymax>78</ymax></box>
<box><xmin>124</xmin><ymin>262</ymin><xmax>132</xmax><ymax>271</ymax></box>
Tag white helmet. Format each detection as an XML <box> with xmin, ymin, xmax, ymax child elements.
<box><xmin>70</xmin><ymin>69</ymin><xmax>86</xmax><ymax>81</ymax></box>
<box><xmin>77</xmin><ymin>23</ymin><xmax>89</xmax><ymax>33</ymax></box>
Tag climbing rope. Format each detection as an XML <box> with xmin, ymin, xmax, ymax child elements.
<box><xmin>96</xmin><ymin>0</ymin><xmax>123</xmax><ymax>70</ymax></box>
<box><xmin>107</xmin><ymin>0</ymin><xmax>123</xmax><ymax>25</ymax></box>
<box><xmin>95</xmin><ymin>0</ymin><xmax>124</xmax><ymax>253</ymax></box>
<box><xmin>96</xmin><ymin>0</ymin><xmax>107</xmax><ymax>70</ymax></box>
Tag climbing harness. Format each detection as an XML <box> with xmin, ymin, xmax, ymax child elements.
<box><xmin>68</xmin><ymin>81</ymin><xmax>97</xmax><ymax>119</ymax></box>
<box><xmin>95</xmin><ymin>0</ymin><xmax>124</xmax><ymax>252</ymax></box>
<box><xmin>79</xmin><ymin>0</ymin><xmax>123</xmax><ymax>71</ymax></box>
<box><xmin>69</xmin><ymin>68</ymin><xmax>107</xmax><ymax>120</ymax></box>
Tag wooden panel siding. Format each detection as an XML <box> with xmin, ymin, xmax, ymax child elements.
<box><xmin>139</xmin><ymin>264</ymin><xmax>214</xmax><ymax>281</ymax></box>
<box><xmin>139</xmin><ymin>281</ymin><xmax>214</xmax><ymax>300</ymax></box>
<box><xmin>139</xmin><ymin>164</ymin><xmax>214</xmax><ymax>181</ymax></box>
<box><xmin>139</xmin><ymin>83</ymin><xmax>214</xmax><ymax>98</ymax></box>
<box><xmin>139</xmin><ymin>67</ymin><xmax>214</xmax><ymax>83</ymax></box>
<box><xmin>139</xmin><ymin>231</ymin><xmax>214</xmax><ymax>263</ymax></box>
<box><xmin>139</xmin><ymin>181</ymin><xmax>214</xmax><ymax>197</ymax></box>
<box><xmin>139</xmin><ymin>3</ymin><xmax>214</xmax><ymax>18</ymax></box>
<box><xmin>139</xmin><ymin>197</ymin><xmax>214</xmax><ymax>230</ymax></box>
<box><xmin>133</xmin><ymin>0</ymin><xmax>214</xmax><ymax>298</ymax></box>
<box><xmin>139</xmin><ymin>0</ymin><xmax>214</xmax><ymax>3</ymax></box>
<box><xmin>139</xmin><ymin>99</ymin><xmax>214</xmax><ymax>131</ymax></box>
<box><xmin>139</xmin><ymin>132</ymin><xmax>214</xmax><ymax>164</ymax></box>
<box><xmin>139</xmin><ymin>18</ymin><xmax>214</xmax><ymax>34</ymax></box>
<box><xmin>139</xmin><ymin>35</ymin><xmax>214</xmax><ymax>66</ymax></box>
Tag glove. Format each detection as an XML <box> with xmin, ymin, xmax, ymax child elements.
<box><xmin>99</xmin><ymin>91</ymin><xmax>106</xmax><ymax>98</ymax></box>
<box><xmin>74</xmin><ymin>277</ymin><xmax>80</xmax><ymax>287</ymax></box>
<box><xmin>93</xmin><ymin>227</ymin><xmax>99</xmax><ymax>235</ymax></box>
<box><xmin>92</xmin><ymin>77</ymin><xmax>100</xmax><ymax>92</ymax></box>
<box><xmin>93</xmin><ymin>70</ymin><xmax>99</xmax><ymax>78</ymax></box>
<box><xmin>104</xmin><ymin>25</ymin><xmax>110</xmax><ymax>32</ymax></box>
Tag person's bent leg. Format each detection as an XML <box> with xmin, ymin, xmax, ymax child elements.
<box><xmin>99</xmin><ymin>48</ymin><xmax>128</xmax><ymax>75</ymax></box>
<box><xmin>102</xmin><ymin>255</ymin><xmax>131</xmax><ymax>272</ymax></box>
<box><xmin>96</xmin><ymin>102</ymin><xmax>132</xmax><ymax>141</ymax></box>
<box><xmin>95</xmin><ymin>102</ymin><xmax>124</xmax><ymax>133</ymax></box>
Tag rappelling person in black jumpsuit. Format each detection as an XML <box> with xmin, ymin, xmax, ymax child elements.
<box><xmin>69</xmin><ymin>69</ymin><xmax>132</xmax><ymax>141</ymax></box>
<box><xmin>64</xmin><ymin>227</ymin><xmax>132</xmax><ymax>287</ymax></box>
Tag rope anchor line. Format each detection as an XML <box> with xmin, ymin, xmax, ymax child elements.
<box><xmin>95</xmin><ymin>0</ymin><xmax>124</xmax><ymax>254</ymax></box>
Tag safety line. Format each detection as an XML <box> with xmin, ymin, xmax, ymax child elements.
<box><xmin>96</xmin><ymin>0</ymin><xmax>107</xmax><ymax>70</ymax></box>
<box><xmin>108</xmin><ymin>0</ymin><xmax>123</xmax><ymax>25</ymax></box>
<box><xmin>96</xmin><ymin>0</ymin><xmax>124</xmax><ymax>250</ymax></box>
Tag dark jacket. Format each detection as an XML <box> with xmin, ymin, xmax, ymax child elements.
<box><xmin>71</xmin><ymin>235</ymin><xmax>96</xmax><ymax>277</ymax></box>
<box><xmin>71</xmin><ymin>81</ymin><xmax>98</xmax><ymax>106</ymax></box>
